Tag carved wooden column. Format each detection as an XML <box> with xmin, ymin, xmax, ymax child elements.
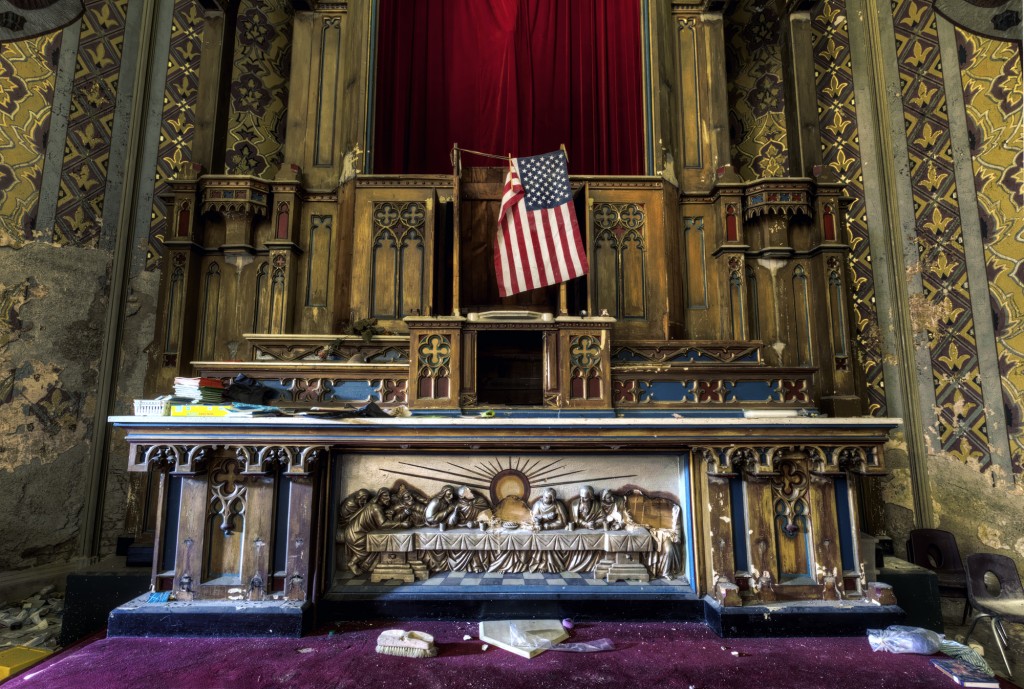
<box><xmin>153</xmin><ymin>165</ymin><xmax>204</xmax><ymax>382</ymax></box>
<box><xmin>698</xmin><ymin>447</ymin><xmax>743</xmax><ymax>606</ymax></box>
<box><xmin>262</xmin><ymin>165</ymin><xmax>304</xmax><ymax>336</ymax></box>
<box><xmin>780</xmin><ymin>0</ymin><xmax>825</xmax><ymax>178</ymax></box>
<box><xmin>710</xmin><ymin>182</ymin><xmax>748</xmax><ymax>341</ymax></box>
<box><xmin>195</xmin><ymin>175</ymin><xmax>269</xmax><ymax>360</ymax></box>
<box><xmin>127</xmin><ymin>443</ymin><xmax>213</xmax><ymax>597</ymax></box>
<box><xmin>286</xmin><ymin>4</ymin><xmax>372</xmax><ymax>189</ymax></box>
<box><xmin>814</xmin><ymin>171</ymin><xmax>861</xmax><ymax>416</ymax></box>
<box><xmin>740</xmin><ymin>182</ymin><xmax>815</xmax><ymax>369</ymax></box>
<box><xmin>671</xmin><ymin>4</ymin><xmax>731</xmax><ymax>192</ymax></box>
<box><xmin>236</xmin><ymin>445</ymin><xmax>329</xmax><ymax>601</ymax></box>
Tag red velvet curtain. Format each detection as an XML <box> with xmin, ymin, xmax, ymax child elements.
<box><xmin>373</xmin><ymin>0</ymin><xmax>644</xmax><ymax>175</ymax></box>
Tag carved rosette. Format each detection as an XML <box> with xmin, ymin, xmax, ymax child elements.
<box><xmin>773</xmin><ymin>379</ymin><xmax>810</xmax><ymax>403</ymax></box>
<box><xmin>687</xmin><ymin>379</ymin><xmax>729</xmax><ymax>403</ymax></box>
<box><xmin>612</xmin><ymin>379</ymin><xmax>653</xmax><ymax>404</ymax></box>
<box><xmin>285</xmin><ymin>377</ymin><xmax>336</xmax><ymax>403</ymax></box>
<box><xmin>376</xmin><ymin>378</ymin><xmax>408</xmax><ymax>404</ymax></box>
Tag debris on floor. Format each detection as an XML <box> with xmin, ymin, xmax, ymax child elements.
<box><xmin>375</xmin><ymin>629</ymin><xmax>438</xmax><ymax>658</ymax></box>
<box><xmin>0</xmin><ymin>586</ymin><xmax>63</xmax><ymax>652</ymax></box>
<box><xmin>478</xmin><ymin>619</ymin><xmax>569</xmax><ymax>659</ymax></box>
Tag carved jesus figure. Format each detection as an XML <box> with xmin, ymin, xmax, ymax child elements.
<box><xmin>424</xmin><ymin>485</ymin><xmax>458</xmax><ymax>530</ymax></box>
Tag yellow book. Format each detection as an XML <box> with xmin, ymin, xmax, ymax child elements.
<box><xmin>169</xmin><ymin>404</ymin><xmax>232</xmax><ymax>417</ymax></box>
<box><xmin>0</xmin><ymin>646</ymin><xmax>52</xmax><ymax>680</ymax></box>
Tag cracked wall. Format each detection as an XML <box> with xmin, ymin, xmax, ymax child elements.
<box><xmin>0</xmin><ymin>1</ymin><xmax>160</xmax><ymax>576</ymax></box>
<box><xmin>881</xmin><ymin>0</ymin><xmax>1022</xmax><ymax>573</ymax></box>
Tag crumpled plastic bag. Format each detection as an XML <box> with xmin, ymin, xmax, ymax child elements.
<box><xmin>508</xmin><ymin>622</ymin><xmax>615</xmax><ymax>653</ymax></box>
<box><xmin>867</xmin><ymin>625</ymin><xmax>943</xmax><ymax>654</ymax></box>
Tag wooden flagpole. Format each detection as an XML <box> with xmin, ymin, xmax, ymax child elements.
<box><xmin>452</xmin><ymin>144</ymin><xmax>461</xmax><ymax>316</ymax></box>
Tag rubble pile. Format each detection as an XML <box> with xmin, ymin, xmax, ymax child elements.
<box><xmin>0</xmin><ymin>586</ymin><xmax>62</xmax><ymax>651</ymax></box>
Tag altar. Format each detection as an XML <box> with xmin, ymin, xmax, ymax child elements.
<box><xmin>112</xmin><ymin>0</ymin><xmax>906</xmax><ymax>636</ymax></box>
<box><xmin>112</xmin><ymin>413</ymin><xmax>899</xmax><ymax>629</ymax></box>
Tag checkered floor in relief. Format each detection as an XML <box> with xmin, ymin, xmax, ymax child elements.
<box><xmin>334</xmin><ymin>570</ymin><xmax>691</xmax><ymax>590</ymax></box>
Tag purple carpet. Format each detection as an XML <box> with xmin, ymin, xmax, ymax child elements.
<box><xmin>6</xmin><ymin>621</ymin><xmax>1020</xmax><ymax>689</ymax></box>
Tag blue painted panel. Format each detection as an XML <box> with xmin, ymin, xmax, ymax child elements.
<box><xmin>727</xmin><ymin>380</ymin><xmax>775</xmax><ymax>403</ymax></box>
<box><xmin>645</xmin><ymin>380</ymin><xmax>685</xmax><ymax>402</ymax></box>
<box><xmin>729</xmin><ymin>477</ymin><xmax>748</xmax><ymax>571</ymax></box>
<box><xmin>834</xmin><ymin>476</ymin><xmax>855</xmax><ymax>571</ymax></box>
<box><xmin>328</xmin><ymin>381</ymin><xmax>378</xmax><ymax>402</ymax></box>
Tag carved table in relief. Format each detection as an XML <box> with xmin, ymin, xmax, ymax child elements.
<box><xmin>367</xmin><ymin>527</ymin><xmax>654</xmax><ymax>583</ymax></box>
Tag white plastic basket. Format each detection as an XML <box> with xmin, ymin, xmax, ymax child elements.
<box><xmin>133</xmin><ymin>399</ymin><xmax>171</xmax><ymax>416</ymax></box>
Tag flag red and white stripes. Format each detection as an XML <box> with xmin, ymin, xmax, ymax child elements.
<box><xmin>494</xmin><ymin>154</ymin><xmax>589</xmax><ymax>298</ymax></box>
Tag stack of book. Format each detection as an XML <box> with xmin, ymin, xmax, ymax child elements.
<box><xmin>172</xmin><ymin>377</ymin><xmax>225</xmax><ymax>404</ymax></box>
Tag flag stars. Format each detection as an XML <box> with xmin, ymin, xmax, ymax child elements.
<box><xmin>519</xmin><ymin>151</ymin><xmax>572</xmax><ymax>211</ymax></box>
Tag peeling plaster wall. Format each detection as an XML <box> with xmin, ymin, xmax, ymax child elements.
<box><xmin>0</xmin><ymin>245</ymin><xmax>106</xmax><ymax>570</ymax></box>
<box><xmin>0</xmin><ymin>1</ymin><xmax>164</xmax><ymax>577</ymax></box>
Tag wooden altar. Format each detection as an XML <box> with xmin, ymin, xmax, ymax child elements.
<box><xmin>115</xmin><ymin>0</ymin><xmax>904</xmax><ymax>632</ymax></box>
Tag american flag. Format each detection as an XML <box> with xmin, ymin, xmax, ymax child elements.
<box><xmin>494</xmin><ymin>150</ymin><xmax>589</xmax><ymax>297</ymax></box>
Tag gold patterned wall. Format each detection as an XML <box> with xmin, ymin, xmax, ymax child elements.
<box><xmin>224</xmin><ymin>0</ymin><xmax>293</xmax><ymax>177</ymax></box>
<box><xmin>890</xmin><ymin>0</ymin><xmax>993</xmax><ymax>468</ymax></box>
<box><xmin>725</xmin><ymin>0</ymin><xmax>789</xmax><ymax>179</ymax></box>
<box><xmin>52</xmin><ymin>0</ymin><xmax>130</xmax><ymax>247</ymax></box>
<box><xmin>0</xmin><ymin>33</ymin><xmax>60</xmax><ymax>246</ymax></box>
<box><xmin>811</xmin><ymin>0</ymin><xmax>887</xmax><ymax>416</ymax></box>
<box><xmin>956</xmin><ymin>29</ymin><xmax>1024</xmax><ymax>478</ymax></box>
<box><xmin>148</xmin><ymin>0</ymin><xmax>203</xmax><ymax>270</ymax></box>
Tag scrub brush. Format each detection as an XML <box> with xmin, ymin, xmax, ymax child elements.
<box><xmin>375</xmin><ymin>629</ymin><xmax>438</xmax><ymax>658</ymax></box>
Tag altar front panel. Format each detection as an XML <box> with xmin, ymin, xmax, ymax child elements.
<box><xmin>331</xmin><ymin>452</ymin><xmax>691</xmax><ymax>586</ymax></box>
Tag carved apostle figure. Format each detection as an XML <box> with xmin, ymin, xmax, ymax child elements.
<box><xmin>424</xmin><ymin>485</ymin><xmax>458</xmax><ymax>530</ymax></box>
<box><xmin>342</xmin><ymin>488</ymin><xmax>410</xmax><ymax>575</ymax></box>
<box><xmin>454</xmin><ymin>485</ymin><xmax>492</xmax><ymax>529</ymax></box>
<box><xmin>599</xmin><ymin>488</ymin><xmax>627</xmax><ymax>530</ymax></box>
<box><xmin>531</xmin><ymin>487</ymin><xmax>569</xmax><ymax>530</ymax></box>
<box><xmin>392</xmin><ymin>488</ymin><xmax>428</xmax><ymax>527</ymax></box>
<box><xmin>339</xmin><ymin>488</ymin><xmax>372</xmax><ymax>526</ymax></box>
<box><xmin>569</xmin><ymin>485</ymin><xmax>603</xmax><ymax>530</ymax></box>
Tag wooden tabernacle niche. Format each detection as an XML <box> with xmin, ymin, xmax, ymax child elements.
<box><xmin>111</xmin><ymin>1</ymin><xmax>903</xmax><ymax>628</ymax></box>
